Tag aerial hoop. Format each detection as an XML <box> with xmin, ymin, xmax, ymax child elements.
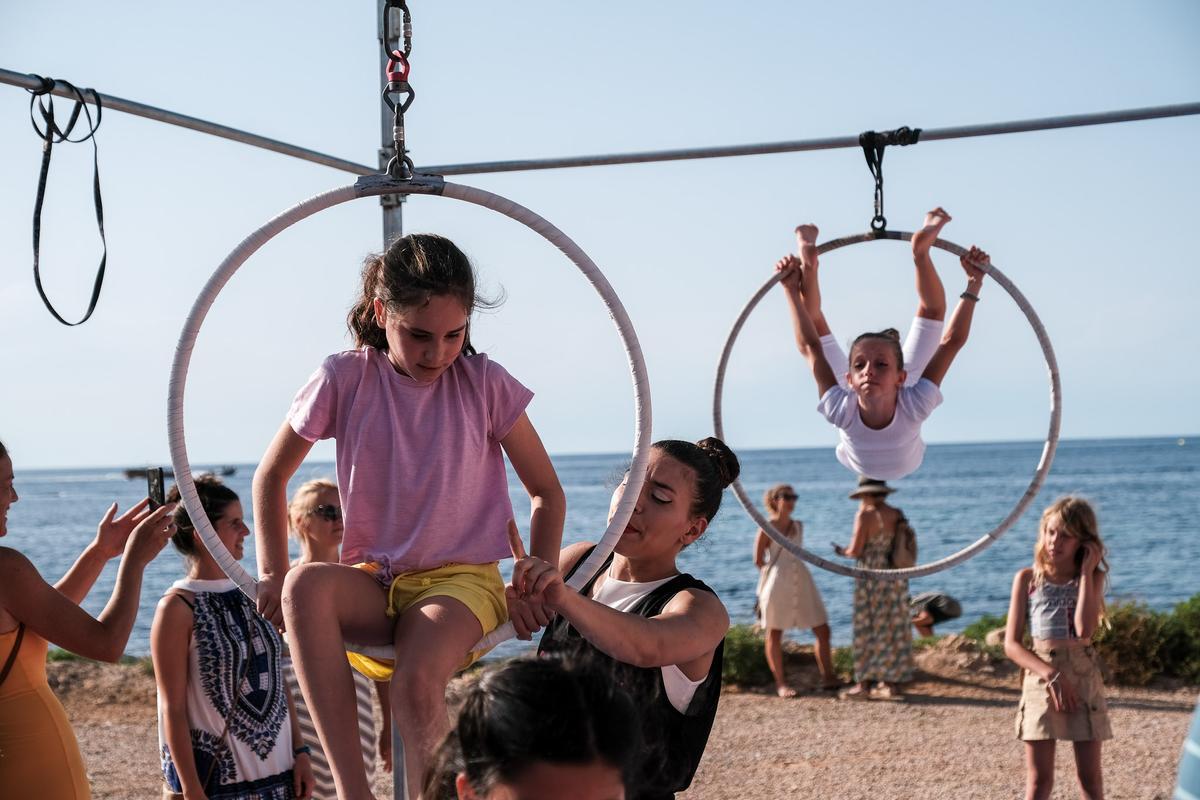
<box><xmin>168</xmin><ymin>172</ymin><xmax>653</xmax><ymax>656</ymax></box>
<box><xmin>713</xmin><ymin>230</ymin><xmax>1061</xmax><ymax>579</ymax></box>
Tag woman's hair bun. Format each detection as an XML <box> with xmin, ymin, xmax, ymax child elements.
<box><xmin>881</xmin><ymin>327</ymin><xmax>901</xmax><ymax>341</ymax></box>
<box><xmin>695</xmin><ymin>437</ymin><xmax>740</xmax><ymax>488</ymax></box>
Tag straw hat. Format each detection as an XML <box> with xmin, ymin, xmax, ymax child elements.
<box><xmin>848</xmin><ymin>476</ymin><xmax>897</xmax><ymax>499</ymax></box>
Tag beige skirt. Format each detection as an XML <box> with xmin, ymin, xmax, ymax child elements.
<box><xmin>1016</xmin><ymin>644</ymin><xmax>1112</xmax><ymax>742</ymax></box>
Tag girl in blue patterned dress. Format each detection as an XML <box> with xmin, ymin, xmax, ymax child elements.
<box><xmin>151</xmin><ymin>475</ymin><xmax>314</xmax><ymax>799</ymax></box>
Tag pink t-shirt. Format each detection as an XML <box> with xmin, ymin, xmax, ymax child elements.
<box><xmin>287</xmin><ymin>347</ymin><xmax>533</xmax><ymax>574</ymax></box>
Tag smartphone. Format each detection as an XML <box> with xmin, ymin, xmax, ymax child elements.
<box><xmin>147</xmin><ymin>467</ymin><xmax>166</xmax><ymax>510</ymax></box>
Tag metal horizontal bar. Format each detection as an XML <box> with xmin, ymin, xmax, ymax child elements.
<box><xmin>0</xmin><ymin>68</ymin><xmax>377</xmax><ymax>176</ymax></box>
<box><xmin>4</xmin><ymin>68</ymin><xmax>1198</xmax><ymax>178</ymax></box>
<box><xmin>420</xmin><ymin>102</ymin><xmax>1200</xmax><ymax>176</ymax></box>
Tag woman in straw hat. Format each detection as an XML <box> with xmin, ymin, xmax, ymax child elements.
<box><xmin>833</xmin><ymin>476</ymin><xmax>915</xmax><ymax>700</ymax></box>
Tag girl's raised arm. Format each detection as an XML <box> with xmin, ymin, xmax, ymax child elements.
<box><xmin>1075</xmin><ymin>543</ymin><xmax>1105</xmax><ymax>641</ymax></box>
<box><xmin>778</xmin><ymin>255</ymin><xmax>839</xmax><ymax>397</ymax></box>
<box><xmin>918</xmin><ymin>248</ymin><xmax>987</xmax><ymax>387</ymax></box>
<box><xmin>253</xmin><ymin>421</ymin><xmax>316</xmax><ymax>629</ymax></box>
<box><xmin>499</xmin><ymin>413</ymin><xmax>565</xmax><ymax>565</ymax></box>
<box><xmin>0</xmin><ymin>505</ymin><xmax>173</xmax><ymax>661</ymax></box>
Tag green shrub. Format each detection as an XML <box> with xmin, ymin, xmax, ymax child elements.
<box><xmin>46</xmin><ymin>648</ymin><xmax>85</xmax><ymax>663</ymax></box>
<box><xmin>721</xmin><ymin>624</ymin><xmax>771</xmax><ymax>686</ymax></box>
<box><xmin>913</xmin><ymin>635</ymin><xmax>941</xmax><ymax>651</ymax></box>
<box><xmin>1093</xmin><ymin>601</ymin><xmax>1169</xmax><ymax>687</ymax></box>
<box><xmin>961</xmin><ymin>614</ymin><xmax>1007</xmax><ymax>643</ymax></box>
<box><xmin>1162</xmin><ymin>594</ymin><xmax>1200</xmax><ymax>683</ymax></box>
<box><xmin>833</xmin><ymin>646</ymin><xmax>854</xmax><ymax>680</ymax></box>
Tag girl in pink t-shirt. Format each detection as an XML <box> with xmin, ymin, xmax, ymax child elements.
<box><xmin>778</xmin><ymin>208</ymin><xmax>989</xmax><ymax>480</ymax></box>
<box><xmin>252</xmin><ymin>233</ymin><xmax>565</xmax><ymax>800</ymax></box>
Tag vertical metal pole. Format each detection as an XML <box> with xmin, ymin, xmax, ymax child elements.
<box><xmin>379</xmin><ymin>0</ymin><xmax>405</xmax><ymax>246</ymax></box>
<box><xmin>377</xmin><ymin>13</ymin><xmax>407</xmax><ymax>800</ymax></box>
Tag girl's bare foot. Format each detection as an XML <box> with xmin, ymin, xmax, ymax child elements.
<box><xmin>911</xmin><ymin>207</ymin><xmax>951</xmax><ymax>257</ymax></box>
<box><xmin>795</xmin><ymin>224</ymin><xmax>820</xmax><ymax>268</ymax></box>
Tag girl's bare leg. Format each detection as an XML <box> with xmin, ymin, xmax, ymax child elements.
<box><xmin>795</xmin><ymin>224</ymin><xmax>833</xmax><ymax>337</ymax></box>
<box><xmin>391</xmin><ymin>596</ymin><xmax>484</xmax><ymax>799</ymax></box>
<box><xmin>1024</xmin><ymin>740</ymin><xmax>1057</xmax><ymax>800</ymax></box>
<box><xmin>1072</xmin><ymin>740</ymin><xmax>1104</xmax><ymax>800</ymax></box>
<box><xmin>284</xmin><ymin>564</ymin><xmax>394</xmax><ymax>800</ymax></box>
<box><xmin>812</xmin><ymin>623</ymin><xmax>836</xmax><ymax>685</ymax></box>
<box><xmin>764</xmin><ymin>628</ymin><xmax>795</xmax><ymax>696</ymax></box>
<box><xmin>910</xmin><ymin>208</ymin><xmax>950</xmax><ymax>321</ymax></box>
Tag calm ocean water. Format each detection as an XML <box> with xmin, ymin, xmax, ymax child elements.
<box><xmin>6</xmin><ymin>436</ymin><xmax>1198</xmax><ymax>658</ymax></box>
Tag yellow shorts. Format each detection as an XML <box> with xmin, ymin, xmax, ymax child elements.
<box><xmin>345</xmin><ymin>561</ymin><xmax>507</xmax><ymax>681</ymax></box>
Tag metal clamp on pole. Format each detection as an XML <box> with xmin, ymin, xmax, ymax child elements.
<box><xmin>858</xmin><ymin>126</ymin><xmax>921</xmax><ymax>232</ymax></box>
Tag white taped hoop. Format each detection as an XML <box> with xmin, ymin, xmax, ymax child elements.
<box><xmin>168</xmin><ymin>174</ymin><xmax>652</xmax><ymax>659</ymax></box>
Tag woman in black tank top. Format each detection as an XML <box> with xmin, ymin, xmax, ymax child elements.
<box><xmin>517</xmin><ymin>437</ymin><xmax>739</xmax><ymax>800</ymax></box>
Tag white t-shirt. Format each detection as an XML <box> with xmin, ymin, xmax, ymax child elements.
<box><xmin>817</xmin><ymin>379</ymin><xmax>943</xmax><ymax>480</ymax></box>
<box><xmin>592</xmin><ymin>573</ymin><xmax>705</xmax><ymax>714</ymax></box>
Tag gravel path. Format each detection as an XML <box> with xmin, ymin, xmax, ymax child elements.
<box><xmin>53</xmin><ymin>641</ymin><xmax>1196</xmax><ymax>799</ymax></box>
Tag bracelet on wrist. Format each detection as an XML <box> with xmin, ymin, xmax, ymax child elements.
<box><xmin>293</xmin><ymin>745</ymin><xmax>312</xmax><ymax>757</ymax></box>
<box><xmin>960</xmin><ymin>290</ymin><xmax>980</xmax><ymax>303</ymax></box>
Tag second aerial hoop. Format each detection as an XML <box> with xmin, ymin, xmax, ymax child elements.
<box><xmin>713</xmin><ymin>230</ymin><xmax>1062</xmax><ymax>579</ymax></box>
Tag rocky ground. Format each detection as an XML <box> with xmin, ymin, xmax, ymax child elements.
<box><xmin>54</xmin><ymin>636</ymin><xmax>1195</xmax><ymax>799</ymax></box>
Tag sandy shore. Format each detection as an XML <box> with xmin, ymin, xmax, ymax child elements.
<box><xmin>53</xmin><ymin>638</ymin><xmax>1195</xmax><ymax>799</ymax></box>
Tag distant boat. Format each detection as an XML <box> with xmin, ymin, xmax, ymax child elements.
<box><xmin>123</xmin><ymin>466</ymin><xmax>237</xmax><ymax>480</ymax></box>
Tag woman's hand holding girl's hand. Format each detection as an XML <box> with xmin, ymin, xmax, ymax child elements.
<box><xmin>124</xmin><ymin>504</ymin><xmax>177</xmax><ymax>567</ymax></box>
<box><xmin>505</xmin><ymin>519</ymin><xmax>555</xmax><ymax>639</ymax></box>
<box><xmin>95</xmin><ymin>497</ymin><xmax>153</xmax><ymax>559</ymax></box>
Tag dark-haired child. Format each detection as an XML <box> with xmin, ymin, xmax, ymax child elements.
<box><xmin>778</xmin><ymin>209</ymin><xmax>988</xmax><ymax>480</ymax></box>
<box><xmin>151</xmin><ymin>475</ymin><xmax>313</xmax><ymax>799</ymax></box>
<box><xmin>252</xmin><ymin>233</ymin><xmax>565</xmax><ymax>799</ymax></box>
<box><xmin>423</xmin><ymin>656</ymin><xmax>640</xmax><ymax>800</ymax></box>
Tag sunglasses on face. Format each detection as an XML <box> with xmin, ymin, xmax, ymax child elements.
<box><xmin>780</xmin><ymin>493</ymin><xmax>798</xmax><ymax>501</ymax></box>
<box><xmin>308</xmin><ymin>504</ymin><xmax>342</xmax><ymax>522</ymax></box>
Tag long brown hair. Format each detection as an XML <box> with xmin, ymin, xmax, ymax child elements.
<box><xmin>1032</xmin><ymin>496</ymin><xmax>1109</xmax><ymax>619</ymax></box>
<box><xmin>347</xmin><ymin>233</ymin><xmax>498</xmax><ymax>355</ymax></box>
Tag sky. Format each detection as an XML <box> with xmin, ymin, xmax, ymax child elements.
<box><xmin>1</xmin><ymin>2</ymin><xmax>1198</xmax><ymax>469</ymax></box>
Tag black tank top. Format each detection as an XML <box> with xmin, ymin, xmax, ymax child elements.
<box><xmin>538</xmin><ymin>547</ymin><xmax>724</xmax><ymax>800</ymax></box>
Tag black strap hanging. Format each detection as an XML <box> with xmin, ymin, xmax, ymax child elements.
<box><xmin>27</xmin><ymin>75</ymin><xmax>107</xmax><ymax>326</ymax></box>
<box><xmin>858</xmin><ymin>125</ymin><xmax>921</xmax><ymax>232</ymax></box>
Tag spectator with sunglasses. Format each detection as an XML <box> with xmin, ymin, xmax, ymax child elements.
<box><xmin>284</xmin><ymin>479</ymin><xmax>392</xmax><ymax>799</ymax></box>
<box><xmin>753</xmin><ymin>483</ymin><xmax>838</xmax><ymax>696</ymax></box>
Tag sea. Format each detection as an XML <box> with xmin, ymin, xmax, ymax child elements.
<box><xmin>6</xmin><ymin>436</ymin><xmax>1198</xmax><ymax>659</ymax></box>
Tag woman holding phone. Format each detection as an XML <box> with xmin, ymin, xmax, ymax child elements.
<box><xmin>0</xmin><ymin>438</ymin><xmax>175</xmax><ymax>799</ymax></box>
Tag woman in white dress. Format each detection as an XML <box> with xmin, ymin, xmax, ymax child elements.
<box><xmin>754</xmin><ymin>484</ymin><xmax>838</xmax><ymax>696</ymax></box>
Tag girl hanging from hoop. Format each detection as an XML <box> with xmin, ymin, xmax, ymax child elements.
<box><xmin>777</xmin><ymin>208</ymin><xmax>989</xmax><ymax>480</ymax></box>
<box><xmin>252</xmin><ymin>233</ymin><xmax>565</xmax><ymax>800</ymax></box>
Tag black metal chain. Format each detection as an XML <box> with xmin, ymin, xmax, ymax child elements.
<box><xmin>26</xmin><ymin>75</ymin><xmax>108</xmax><ymax>326</ymax></box>
<box><xmin>858</xmin><ymin>126</ymin><xmax>921</xmax><ymax>231</ymax></box>
<box><xmin>382</xmin><ymin>0</ymin><xmax>415</xmax><ymax>180</ymax></box>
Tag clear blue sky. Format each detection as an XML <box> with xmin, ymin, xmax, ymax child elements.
<box><xmin>1</xmin><ymin>2</ymin><xmax>1198</xmax><ymax>469</ymax></box>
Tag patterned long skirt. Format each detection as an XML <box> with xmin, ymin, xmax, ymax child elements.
<box><xmin>852</xmin><ymin>533</ymin><xmax>915</xmax><ymax>683</ymax></box>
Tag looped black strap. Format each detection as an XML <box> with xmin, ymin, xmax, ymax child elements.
<box><xmin>858</xmin><ymin>126</ymin><xmax>921</xmax><ymax>232</ymax></box>
<box><xmin>27</xmin><ymin>75</ymin><xmax>107</xmax><ymax>326</ymax></box>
